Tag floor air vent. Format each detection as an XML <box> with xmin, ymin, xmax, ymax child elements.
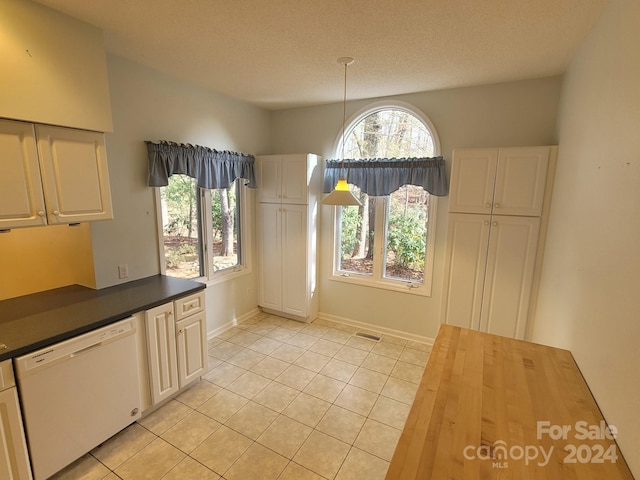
<box><xmin>354</xmin><ymin>332</ymin><xmax>381</xmax><ymax>342</ymax></box>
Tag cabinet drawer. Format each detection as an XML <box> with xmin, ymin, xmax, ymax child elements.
<box><xmin>174</xmin><ymin>292</ymin><xmax>205</xmax><ymax>320</ymax></box>
<box><xmin>0</xmin><ymin>359</ymin><xmax>16</xmax><ymax>391</ymax></box>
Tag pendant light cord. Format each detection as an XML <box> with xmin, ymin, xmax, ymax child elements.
<box><xmin>341</xmin><ymin>60</ymin><xmax>347</xmax><ymax>176</ymax></box>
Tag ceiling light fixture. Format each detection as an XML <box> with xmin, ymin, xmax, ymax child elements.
<box><xmin>321</xmin><ymin>57</ymin><xmax>362</xmax><ymax>206</ymax></box>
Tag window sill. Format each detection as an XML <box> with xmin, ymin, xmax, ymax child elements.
<box><xmin>204</xmin><ymin>266</ymin><xmax>252</xmax><ymax>287</ymax></box>
<box><xmin>329</xmin><ymin>271</ymin><xmax>431</xmax><ymax>297</ymax></box>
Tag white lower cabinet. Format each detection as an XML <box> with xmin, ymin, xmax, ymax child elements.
<box><xmin>442</xmin><ymin>213</ymin><xmax>540</xmax><ymax>339</ymax></box>
<box><xmin>258</xmin><ymin>203</ymin><xmax>313</xmax><ymax>318</ymax></box>
<box><xmin>0</xmin><ymin>360</ymin><xmax>32</xmax><ymax>480</ymax></box>
<box><xmin>145</xmin><ymin>292</ymin><xmax>207</xmax><ymax>406</ymax></box>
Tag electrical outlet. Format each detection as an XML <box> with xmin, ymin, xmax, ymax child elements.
<box><xmin>117</xmin><ymin>264</ymin><xmax>129</xmax><ymax>279</ymax></box>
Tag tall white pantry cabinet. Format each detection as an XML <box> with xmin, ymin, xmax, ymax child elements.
<box><xmin>442</xmin><ymin>146</ymin><xmax>557</xmax><ymax>340</ymax></box>
<box><xmin>256</xmin><ymin>154</ymin><xmax>321</xmax><ymax>322</ymax></box>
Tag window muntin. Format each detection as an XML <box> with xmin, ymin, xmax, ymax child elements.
<box><xmin>159</xmin><ymin>176</ymin><xmax>247</xmax><ymax>282</ymax></box>
<box><xmin>332</xmin><ymin>105</ymin><xmax>438</xmax><ymax>295</ymax></box>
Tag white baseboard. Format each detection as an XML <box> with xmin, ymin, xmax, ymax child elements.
<box><xmin>207</xmin><ymin>307</ymin><xmax>261</xmax><ymax>340</ymax></box>
<box><xmin>318</xmin><ymin>312</ymin><xmax>435</xmax><ymax>346</ymax></box>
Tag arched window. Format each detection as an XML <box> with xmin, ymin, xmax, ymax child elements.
<box><xmin>331</xmin><ymin>102</ymin><xmax>440</xmax><ymax>295</ymax></box>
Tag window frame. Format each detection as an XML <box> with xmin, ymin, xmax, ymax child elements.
<box><xmin>154</xmin><ymin>179</ymin><xmax>253</xmax><ymax>285</ymax></box>
<box><xmin>328</xmin><ymin>101</ymin><xmax>440</xmax><ymax>297</ymax></box>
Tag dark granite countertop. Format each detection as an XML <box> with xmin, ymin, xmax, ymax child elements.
<box><xmin>0</xmin><ymin>275</ymin><xmax>205</xmax><ymax>362</ymax></box>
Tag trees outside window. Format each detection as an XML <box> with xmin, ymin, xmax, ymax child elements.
<box><xmin>160</xmin><ymin>176</ymin><xmax>244</xmax><ymax>280</ymax></box>
<box><xmin>333</xmin><ymin>106</ymin><xmax>438</xmax><ymax>294</ymax></box>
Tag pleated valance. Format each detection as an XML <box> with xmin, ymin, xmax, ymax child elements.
<box><xmin>146</xmin><ymin>140</ymin><xmax>257</xmax><ymax>189</ymax></box>
<box><xmin>323</xmin><ymin>156</ymin><xmax>448</xmax><ymax>197</ymax></box>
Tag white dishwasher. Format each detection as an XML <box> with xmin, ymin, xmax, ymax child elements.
<box><xmin>15</xmin><ymin>317</ymin><xmax>141</xmax><ymax>480</ymax></box>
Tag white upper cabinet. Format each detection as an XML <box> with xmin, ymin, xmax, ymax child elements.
<box><xmin>0</xmin><ymin>120</ymin><xmax>47</xmax><ymax>229</ymax></box>
<box><xmin>257</xmin><ymin>155</ymin><xmax>311</xmax><ymax>205</ymax></box>
<box><xmin>36</xmin><ymin>125</ymin><xmax>113</xmax><ymax>225</ymax></box>
<box><xmin>448</xmin><ymin>149</ymin><xmax>498</xmax><ymax>215</ymax></box>
<box><xmin>449</xmin><ymin>147</ymin><xmax>550</xmax><ymax>216</ymax></box>
<box><xmin>0</xmin><ymin>119</ymin><xmax>113</xmax><ymax>230</ymax></box>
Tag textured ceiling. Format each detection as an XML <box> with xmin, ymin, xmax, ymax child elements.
<box><xmin>34</xmin><ymin>0</ymin><xmax>610</xmax><ymax>110</ymax></box>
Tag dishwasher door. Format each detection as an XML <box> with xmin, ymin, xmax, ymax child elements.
<box><xmin>15</xmin><ymin>317</ymin><xmax>141</xmax><ymax>480</ymax></box>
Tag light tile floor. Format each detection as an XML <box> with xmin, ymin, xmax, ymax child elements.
<box><xmin>50</xmin><ymin>313</ymin><xmax>431</xmax><ymax>480</ymax></box>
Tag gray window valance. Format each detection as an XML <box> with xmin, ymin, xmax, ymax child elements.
<box><xmin>323</xmin><ymin>156</ymin><xmax>448</xmax><ymax>197</ymax></box>
<box><xmin>146</xmin><ymin>140</ymin><xmax>257</xmax><ymax>189</ymax></box>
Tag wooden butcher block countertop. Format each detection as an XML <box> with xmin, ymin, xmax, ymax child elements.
<box><xmin>386</xmin><ymin>324</ymin><xmax>634</xmax><ymax>479</ymax></box>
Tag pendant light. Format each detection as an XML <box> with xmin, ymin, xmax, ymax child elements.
<box><xmin>321</xmin><ymin>57</ymin><xmax>362</xmax><ymax>206</ymax></box>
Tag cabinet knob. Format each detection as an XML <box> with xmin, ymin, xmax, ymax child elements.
<box><xmin>38</xmin><ymin>211</ymin><xmax>45</xmax><ymax>217</ymax></box>
<box><xmin>494</xmin><ymin>203</ymin><xmax>500</xmax><ymax>208</ymax></box>
<box><xmin>484</xmin><ymin>221</ymin><xmax>489</xmax><ymax>226</ymax></box>
<box><xmin>493</xmin><ymin>222</ymin><xmax>498</xmax><ymax>226</ymax></box>
<box><xmin>485</xmin><ymin>203</ymin><xmax>491</xmax><ymax>208</ymax></box>
<box><xmin>52</xmin><ymin>210</ymin><xmax>60</xmax><ymax>216</ymax></box>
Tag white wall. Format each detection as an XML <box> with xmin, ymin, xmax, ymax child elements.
<box><xmin>272</xmin><ymin>77</ymin><xmax>562</xmax><ymax>340</ymax></box>
<box><xmin>91</xmin><ymin>55</ymin><xmax>271</xmax><ymax>331</ymax></box>
<box><xmin>532</xmin><ymin>0</ymin><xmax>640</xmax><ymax>475</ymax></box>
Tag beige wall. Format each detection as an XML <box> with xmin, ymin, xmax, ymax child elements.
<box><xmin>272</xmin><ymin>77</ymin><xmax>562</xmax><ymax>340</ymax></box>
<box><xmin>90</xmin><ymin>55</ymin><xmax>272</xmax><ymax>331</ymax></box>
<box><xmin>0</xmin><ymin>0</ymin><xmax>112</xmax><ymax>131</ymax></box>
<box><xmin>0</xmin><ymin>224</ymin><xmax>95</xmax><ymax>301</ymax></box>
<box><xmin>532</xmin><ymin>0</ymin><xmax>640</xmax><ymax>475</ymax></box>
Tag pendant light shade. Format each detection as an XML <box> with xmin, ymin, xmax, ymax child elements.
<box><xmin>321</xmin><ymin>178</ymin><xmax>361</xmax><ymax>205</ymax></box>
<box><xmin>321</xmin><ymin>57</ymin><xmax>362</xmax><ymax>207</ymax></box>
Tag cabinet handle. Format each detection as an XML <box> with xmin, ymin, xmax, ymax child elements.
<box><xmin>485</xmin><ymin>203</ymin><xmax>491</xmax><ymax>208</ymax></box>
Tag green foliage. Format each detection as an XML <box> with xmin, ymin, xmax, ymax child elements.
<box><xmin>165</xmin><ymin>243</ymin><xmax>198</xmax><ymax>268</ymax></box>
<box><xmin>387</xmin><ymin>215</ymin><xmax>426</xmax><ymax>269</ymax></box>
<box><xmin>162</xmin><ymin>175</ymin><xmax>197</xmax><ymax>238</ymax></box>
<box><xmin>340</xmin><ymin>206</ymin><xmax>361</xmax><ymax>259</ymax></box>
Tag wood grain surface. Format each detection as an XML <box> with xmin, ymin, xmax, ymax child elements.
<box><xmin>386</xmin><ymin>324</ymin><xmax>634</xmax><ymax>479</ymax></box>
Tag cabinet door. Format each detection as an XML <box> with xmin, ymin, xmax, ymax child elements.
<box><xmin>442</xmin><ymin>213</ymin><xmax>491</xmax><ymax>330</ymax></box>
<box><xmin>0</xmin><ymin>119</ymin><xmax>47</xmax><ymax>229</ymax></box>
<box><xmin>479</xmin><ymin>216</ymin><xmax>540</xmax><ymax>339</ymax></box>
<box><xmin>281</xmin><ymin>204</ymin><xmax>308</xmax><ymax>317</ymax></box>
<box><xmin>257</xmin><ymin>156</ymin><xmax>281</xmax><ymax>203</ymax></box>
<box><xmin>449</xmin><ymin>149</ymin><xmax>498</xmax><ymax>214</ymax></box>
<box><xmin>35</xmin><ymin>125</ymin><xmax>113</xmax><ymax>224</ymax></box>
<box><xmin>493</xmin><ymin>147</ymin><xmax>549</xmax><ymax>216</ymax></box>
<box><xmin>0</xmin><ymin>387</ymin><xmax>33</xmax><ymax>480</ymax></box>
<box><xmin>176</xmin><ymin>312</ymin><xmax>207</xmax><ymax>388</ymax></box>
<box><xmin>257</xmin><ymin>203</ymin><xmax>283</xmax><ymax>311</ymax></box>
<box><xmin>281</xmin><ymin>156</ymin><xmax>309</xmax><ymax>204</ymax></box>
<box><xmin>145</xmin><ymin>303</ymin><xmax>179</xmax><ymax>405</ymax></box>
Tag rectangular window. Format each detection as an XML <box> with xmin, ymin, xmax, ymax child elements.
<box><xmin>158</xmin><ymin>176</ymin><xmax>249</xmax><ymax>282</ymax></box>
<box><xmin>333</xmin><ymin>186</ymin><xmax>436</xmax><ymax>295</ymax></box>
